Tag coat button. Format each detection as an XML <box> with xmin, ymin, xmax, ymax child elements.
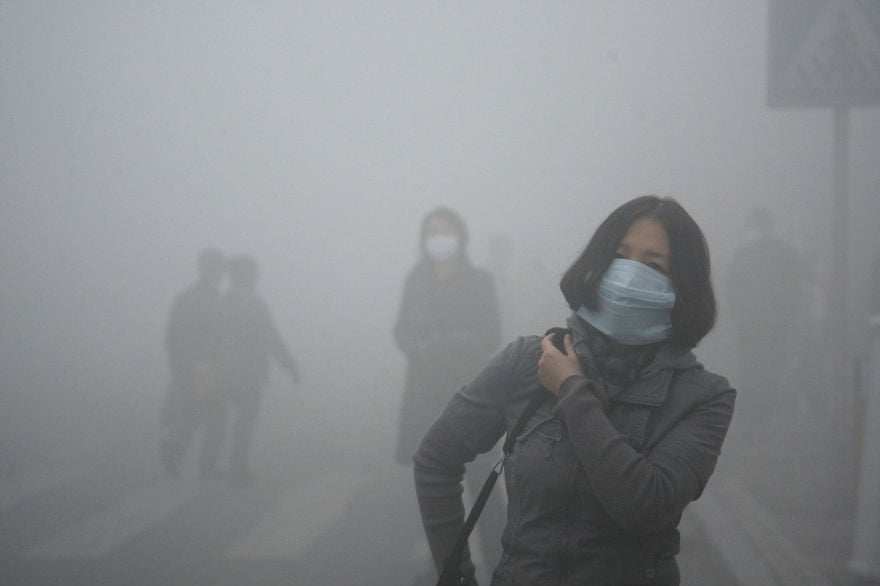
<box><xmin>644</xmin><ymin>568</ymin><xmax>657</xmax><ymax>580</ymax></box>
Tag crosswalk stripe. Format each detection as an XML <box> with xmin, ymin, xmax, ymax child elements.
<box><xmin>226</xmin><ymin>469</ymin><xmax>368</xmax><ymax>560</ymax></box>
<box><xmin>25</xmin><ymin>478</ymin><xmax>202</xmax><ymax>559</ymax></box>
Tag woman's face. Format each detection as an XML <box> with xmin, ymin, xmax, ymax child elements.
<box><xmin>616</xmin><ymin>217</ymin><xmax>671</xmax><ymax>275</ymax></box>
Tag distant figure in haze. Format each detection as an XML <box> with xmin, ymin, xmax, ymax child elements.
<box><xmin>726</xmin><ymin>207</ymin><xmax>807</xmax><ymax>422</ymax></box>
<box><xmin>393</xmin><ymin>206</ymin><xmax>504</xmax><ymax>575</ymax></box>
<box><xmin>159</xmin><ymin>247</ymin><xmax>225</xmax><ymax>478</ymax></box>
<box><xmin>200</xmin><ymin>255</ymin><xmax>302</xmax><ymax>485</ymax></box>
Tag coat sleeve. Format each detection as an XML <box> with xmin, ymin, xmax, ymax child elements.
<box><xmin>462</xmin><ymin>270</ymin><xmax>501</xmax><ymax>359</ymax></box>
<box><xmin>164</xmin><ymin>295</ymin><xmax>186</xmax><ymax>375</ymax></box>
<box><xmin>165</xmin><ymin>292</ymin><xmax>200</xmax><ymax>380</ymax></box>
<box><xmin>412</xmin><ymin>339</ymin><xmax>521</xmax><ymax>580</ymax></box>
<box><xmin>554</xmin><ymin>374</ymin><xmax>735</xmax><ymax>536</ymax></box>
<box><xmin>393</xmin><ymin>271</ymin><xmax>423</xmax><ymax>358</ymax></box>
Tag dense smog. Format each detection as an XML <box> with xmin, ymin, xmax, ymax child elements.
<box><xmin>2</xmin><ymin>2</ymin><xmax>880</xmax><ymax>585</ymax></box>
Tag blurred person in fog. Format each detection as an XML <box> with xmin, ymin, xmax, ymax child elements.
<box><xmin>414</xmin><ymin>196</ymin><xmax>735</xmax><ymax>585</ymax></box>
<box><xmin>726</xmin><ymin>207</ymin><xmax>807</xmax><ymax>422</ymax></box>
<box><xmin>394</xmin><ymin>206</ymin><xmax>504</xmax><ymax>576</ymax></box>
<box><xmin>159</xmin><ymin>247</ymin><xmax>225</xmax><ymax>477</ymax></box>
<box><xmin>200</xmin><ymin>254</ymin><xmax>302</xmax><ymax>485</ymax></box>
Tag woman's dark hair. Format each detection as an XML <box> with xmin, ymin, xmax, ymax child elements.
<box><xmin>419</xmin><ymin>206</ymin><xmax>470</xmax><ymax>257</ymax></box>
<box><xmin>560</xmin><ymin>195</ymin><xmax>716</xmax><ymax>349</ymax></box>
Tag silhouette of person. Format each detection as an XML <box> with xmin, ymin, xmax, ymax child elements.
<box><xmin>200</xmin><ymin>254</ymin><xmax>301</xmax><ymax>485</ymax></box>
<box><xmin>726</xmin><ymin>207</ymin><xmax>807</xmax><ymax>424</ymax></box>
<box><xmin>159</xmin><ymin>247</ymin><xmax>226</xmax><ymax>477</ymax></box>
<box><xmin>393</xmin><ymin>207</ymin><xmax>504</xmax><ymax>577</ymax></box>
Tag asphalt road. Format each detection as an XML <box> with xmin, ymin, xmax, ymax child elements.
<box><xmin>0</xmin><ymin>406</ymin><xmax>822</xmax><ymax>586</ymax></box>
<box><xmin>0</xmin><ymin>430</ymin><xmax>748</xmax><ymax>585</ymax></box>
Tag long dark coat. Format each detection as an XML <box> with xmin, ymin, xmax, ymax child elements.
<box><xmin>393</xmin><ymin>259</ymin><xmax>501</xmax><ymax>464</ymax></box>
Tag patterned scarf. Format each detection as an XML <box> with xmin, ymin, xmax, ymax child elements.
<box><xmin>567</xmin><ymin>312</ymin><xmax>661</xmax><ymax>392</ymax></box>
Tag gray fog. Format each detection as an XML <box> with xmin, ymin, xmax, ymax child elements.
<box><xmin>2</xmin><ymin>2</ymin><xmax>879</xmax><ymax>584</ymax></box>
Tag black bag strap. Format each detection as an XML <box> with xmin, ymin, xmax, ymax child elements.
<box><xmin>437</xmin><ymin>390</ymin><xmax>549</xmax><ymax>585</ymax></box>
<box><xmin>437</xmin><ymin>328</ymin><xmax>567</xmax><ymax>586</ymax></box>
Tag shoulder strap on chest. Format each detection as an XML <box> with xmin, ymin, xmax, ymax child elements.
<box><xmin>502</xmin><ymin>389</ymin><xmax>551</xmax><ymax>455</ymax></box>
<box><xmin>437</xmin><ymin>329</ymin><xmax>565</xmax><ymax>585</ymax></box>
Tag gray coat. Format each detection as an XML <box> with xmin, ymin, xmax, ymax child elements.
<box><xmin>414</xmin><ymin>332</ymin><xmax>735</xmax><ymax>585</ymax></box>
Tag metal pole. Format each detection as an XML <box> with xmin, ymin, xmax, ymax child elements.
<box><xmin>831</xmin><ymin>106</ymin><xmax>852</xmax><ymax>458</ymax></box>
<box><xmin>848</xmin><ymin>316</ymin><xmax>880</xmax><ymax>580</ymax></box>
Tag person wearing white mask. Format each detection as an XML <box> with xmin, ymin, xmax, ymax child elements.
<box><xmin>394</xmin><ymin>206</ymin><xmax>504</xmax><ymax>580</ymax></box>
<box><xmin>414</xmin><ymin>196</ymin><xmax>735</xmax><ymax>585</ymax></box>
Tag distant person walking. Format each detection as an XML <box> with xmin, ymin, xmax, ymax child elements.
<box><xmin>159</xmin><ymin>248</ymin><xmax>226</xmax><ymax>478</ymax></box>
<box><xmin>393</xmin><ymin>207</ymin><xmax>504</xmax><ymax>575</ymax></box>
<box><xmin>726</xmin><ymin>207</ymin><xmax>807</xmax><ymax>422</ymax></box>
<box><xmin>200</xmin><ymin>255</ymin><xmax>302</xmax><ymax>485</ymax></box>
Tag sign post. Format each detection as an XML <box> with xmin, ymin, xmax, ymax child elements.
<box><xmin>769</xmin><ymin>0</ymin><xmax>880</xmax><ymax>450</ymax></box>
<box><xmin>769</xmin><ymin>1</ymin><xmax>880</xmax><ymax>581</ymax></box>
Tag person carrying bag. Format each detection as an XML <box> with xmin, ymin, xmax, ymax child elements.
<box><xmin>416</xmin><ymin>196</ymin><xmax>736</xmax><ymax>586</ymax></box>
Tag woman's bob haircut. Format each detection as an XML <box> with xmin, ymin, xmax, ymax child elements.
<box><xmin>560</xmin><ymin>195</ymin><xmax>716</xmax><ymax>349</ymax></box>
<box><xmin>419</xmin><ymin>206</ymin><xmax>470</xmax><ymax>258</ymax></box>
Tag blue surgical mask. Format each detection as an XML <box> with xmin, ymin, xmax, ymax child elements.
<box><xmin>576</xmin><ymin>258</ymin><xmax>676</xmax><ymax>345</ymax></box>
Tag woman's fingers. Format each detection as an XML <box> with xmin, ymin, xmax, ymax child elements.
<box><xmin>538</xmin><ymin>332</ymin><xmax>585</xmax><ymax>395</ymax></box>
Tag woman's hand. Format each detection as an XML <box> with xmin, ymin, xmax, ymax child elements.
<box><xmin>538</xmin><ymin>333</ymin><xmax>584</xmax><ymax>396</ymax></box>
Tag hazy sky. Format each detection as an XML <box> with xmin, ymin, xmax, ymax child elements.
<box><xmin>2</xmin><ymin>1</ymin><xmax>879</xmax><ymax>447</ymax></box>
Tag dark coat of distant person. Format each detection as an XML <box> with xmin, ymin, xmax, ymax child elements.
<box><xmin>393</xmin><ymin>209</ymin><xmax>501</xmax><ymax>464</ymax></box>
<box><xmin>725</xmin><ymin>207</ymin><xmax>807</xmax><ymax>407</ymax></box>
<box><xmin>163</xmin><ymin>248</ymin><xmax>224</xmax><ymax>424</ymax></box>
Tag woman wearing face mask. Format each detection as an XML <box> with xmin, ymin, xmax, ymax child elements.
<box><xmin>414</xmin><ymin>196</ymin><xmax>735</xmax><ymax>586</ymax></box>
<box><xmin>394</xmin><ymin>206</ymin><xmax>504</xmax><ymax>577</ymax></box>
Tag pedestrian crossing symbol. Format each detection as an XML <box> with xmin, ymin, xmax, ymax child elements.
<box><xmin>769</xmin><ymin>0</ymin><xmax>880</xmax><ymax>107</ymax></box>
